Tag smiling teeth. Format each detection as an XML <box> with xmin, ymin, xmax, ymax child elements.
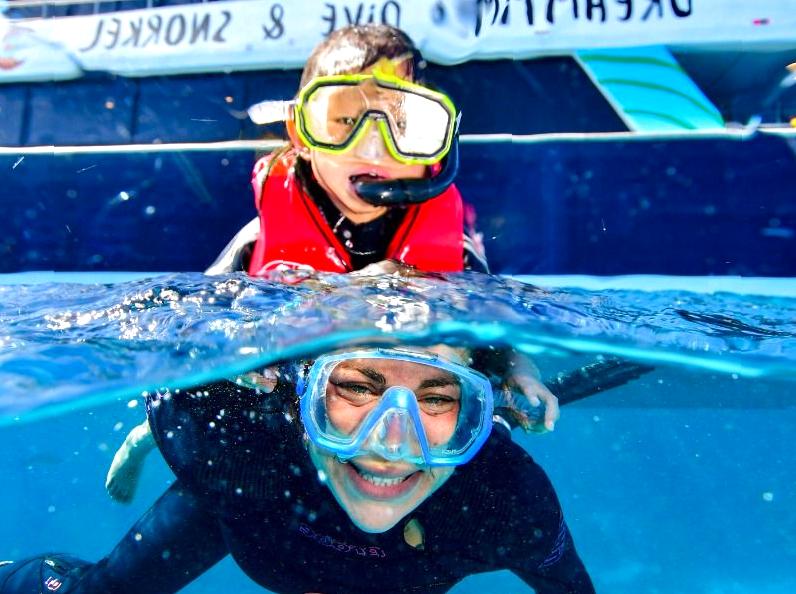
<box><xmin>359</xmin><ymin>471</ymin><xmax>406</xmax><ymax>487</ymax></box>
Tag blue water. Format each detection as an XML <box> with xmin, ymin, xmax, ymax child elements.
<box><xmin>0</xmin><ymin>271</ymin><xmax>794</xmax><ymax>594</ymax></box>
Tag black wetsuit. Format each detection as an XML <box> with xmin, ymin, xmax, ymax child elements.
<box><xmin>0</xmin><ymin>379</ymin><xmax>594</xmax><ymax>594</ymax></box>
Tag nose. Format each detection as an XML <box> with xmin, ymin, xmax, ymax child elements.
<box><xmin>381</xmin><ymin>410</ymin><xmax>409</xmax><ymax>457</ymax></box>
<box><xmin>353</xmin><ymin>121</ymin><xmax>389</xmax><ymax>161</ymax></box>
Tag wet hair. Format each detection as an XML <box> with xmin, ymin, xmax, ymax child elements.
<box><xmin>299</xmin><ymin>24</ymin><xmax>423</xmax><ymax>89</ymax></box>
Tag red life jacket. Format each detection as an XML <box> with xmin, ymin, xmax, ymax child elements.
<box><xmin>247</xmin><ymin>150</ymin><xmax>464</xmax><ymax>276</ymax></box>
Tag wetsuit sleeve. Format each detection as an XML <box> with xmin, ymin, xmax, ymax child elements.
<box><xmin>74</xmin><ymin>482</ymin><xmax>228</xmax><ymax>594</ymax></box>
<box><xmin>506</xmin><ymin>462</ymin><xmax>595</xmax><ymax>594</ymax></box>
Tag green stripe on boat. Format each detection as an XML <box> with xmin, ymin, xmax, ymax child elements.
<box><xmin>575</xmin><ymin>46</ymin><xmax>725</xmax><ymax>131</ymax></box>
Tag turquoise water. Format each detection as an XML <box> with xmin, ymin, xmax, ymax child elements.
<box><xmin>0</xmin><ymin>271</ymin><xmax>794</xmax><ymax>593</ymax></box>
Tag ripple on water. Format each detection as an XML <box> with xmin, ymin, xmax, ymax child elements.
<box><xmin>0</xmin><ymin>271</ymin><xmax>794</xmax><ymax>421</ymax></box>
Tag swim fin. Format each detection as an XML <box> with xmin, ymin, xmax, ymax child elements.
<box><xmin>547</xmin><ymin>357</ymin><xmax>655</xmax><ymax>407</ymax></box>
<box><xmin>0</xmin><ymin>554</ymin><xmax>89</xmax><ymax>594</ymax></box>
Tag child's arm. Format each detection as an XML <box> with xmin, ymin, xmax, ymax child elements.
<box><xmin>463</xmin><ymin>202</ymin><xmax>489</xmax><ymax>273</ymax></box>
<box><xmin>105</xmin><ymin>418</ymin><xmax>157</xmax><ymax>504</ymax></box>
<box><xmin>502</xmin><ymin>351</ymin><xmax>560</xmax><ymax>432</ymax></box>
<box><xmin>475</xmin><ymin>348</ymin><xmax>560</xmax><ymax>433</ymax></box>
<box><xmin>104</xmin><ymin>368</ymin><xmax>277</xmax><ymax>505</ymax></box>
<box><xmin>463</xmin><ymin>230</ymin><xmax>489</xmax><ymax>273</ymax></box>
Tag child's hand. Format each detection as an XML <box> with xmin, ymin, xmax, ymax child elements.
<box><xmin>491</xmin><ymin>350</ymin><xmax>560</xmax><ymax>433</ymax></box>
<box><xmin>234</xmin><ymin>366</ymin><xmax>279</xmax><ymax>392</ymax></box>
<box><xmin>506</xmin><ymin>359</ymin><xmax>560</xmax><ymax>433</ymax></box>
<box><xmin>350</xmin><ymin>259</ymin><xmax>417</xmax><ymax>277</ymax></box>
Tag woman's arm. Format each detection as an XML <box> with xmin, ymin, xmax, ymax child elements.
<box><xmin>76</xmin><ymin>482</ymin><xmax>228</xmax><ymax>594</ymax></box>
<box><xmin>473</xmin><ymin>347</ymin><xmax>560</xmax><ymax>432</ymax></box>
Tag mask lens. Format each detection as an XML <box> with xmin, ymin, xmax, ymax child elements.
<box><xmin>298</xmin><ymin>77</ymin><xmax>455</xmax><ymax>161</ymax></box>
<box><xmin>325</xmin><ymin>358</ymin><xmax>461</xmax><ymax>441</ymax></box>
<box><xmin>302</xmin><ymin>83</ymin><xmax>366</xmax><ymax>146</ymax></box>
<box><xmin>389</xmin><ymin>91</ymin><xmax>451</xmax><ymax>156</ymax></box>
<box><xmin>301</xmin><ymin>350</ymin><xmax>492</xmax><ymax>466</ymax></box>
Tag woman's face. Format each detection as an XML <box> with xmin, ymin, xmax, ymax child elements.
<box><xmin>308</xmin><ymin>345</ymin><xmax>465</xmax><ymax>533</ymax></box>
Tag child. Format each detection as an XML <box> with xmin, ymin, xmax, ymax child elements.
<box><xmin>207</xmin><ymin>24</ymin><xmax>488</xmax><ymax>277</ymax></box>
<box><xmin>105</xmin><ymin>24</ymin><xmax>559</xmax><ymax>504</ymax></box>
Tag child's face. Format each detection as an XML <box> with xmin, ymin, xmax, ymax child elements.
<box><xmin>300</xmin><ymin>62</ymin><xmax>426</xmax><ymax>224</ymax></box>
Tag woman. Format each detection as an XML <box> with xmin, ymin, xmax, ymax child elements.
<box><xmin>1</xmin><ymin>345</ymin><xmax>594</xmax><ymax>594</ymax></box>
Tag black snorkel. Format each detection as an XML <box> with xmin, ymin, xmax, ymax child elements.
<box><xmin>352</xmin><ymin>123</ymin><xmax>461</xmax><ymax>207</ymax></box>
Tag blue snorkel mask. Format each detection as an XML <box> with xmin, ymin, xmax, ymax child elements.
<box><xmin>297</xmin><ymin>348</ymin><xmax>494</xmax><ymax>467</ymax></box>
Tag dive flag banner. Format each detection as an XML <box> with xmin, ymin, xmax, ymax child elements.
<box><xmin>0</xmin><ymin>0</ymin><xmax>794</xmax><ymax>83</ymax></box>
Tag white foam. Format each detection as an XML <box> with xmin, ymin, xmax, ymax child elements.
<box><xmin>2</xmin><ymin>271</ymin><xmax>794</xmax><ymax>298</ymax></box>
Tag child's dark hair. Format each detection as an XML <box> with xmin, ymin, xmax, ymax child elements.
<box><xmin>300</xmin><ymin>25</ymin><xmax>423</xmax><ymax>88</ymax></box>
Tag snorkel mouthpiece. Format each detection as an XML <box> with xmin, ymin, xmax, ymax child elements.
<box><xmin>352</xmin><ymin>133</ymin><xmax>460</xmax><ymax>206</ymax></box>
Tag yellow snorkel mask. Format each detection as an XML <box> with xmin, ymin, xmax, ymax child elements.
<box><xmin>248</xmin><ymin>67</ymin><xmax>461</xmax><ymax>206</ymax></box>
<box><xmin>293</xmin><ymin>71</ymin><xmax>457</xmax><ymax>167</ymax></box>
